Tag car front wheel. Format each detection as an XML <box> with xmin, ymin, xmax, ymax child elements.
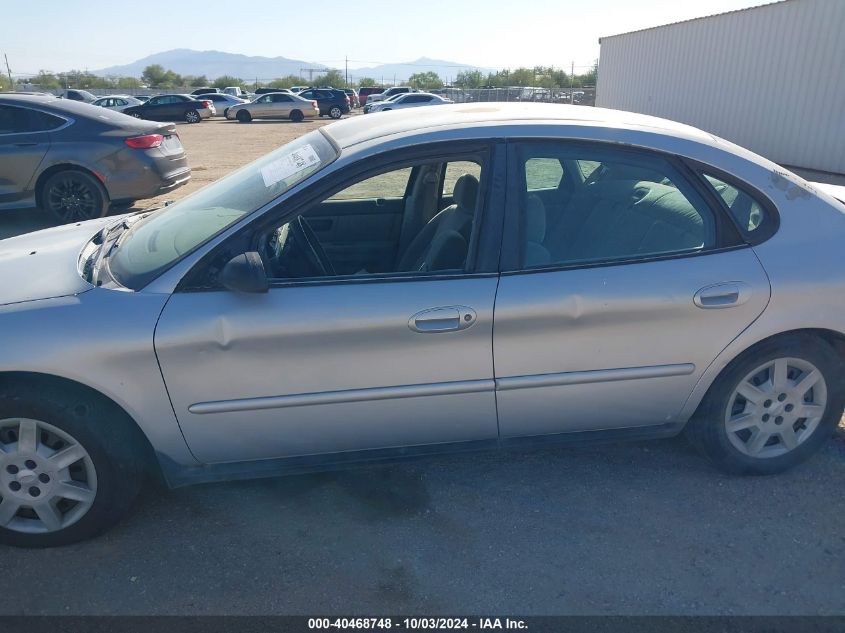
<box><xmin>686</xmin><ymin>335</ymin><xmax>845</xmax><ymax>475</ymax></box>
<box><xmin>0</xmin><ymin>385</ymin><xmax>145</xmax><ymax>547</ymax></box>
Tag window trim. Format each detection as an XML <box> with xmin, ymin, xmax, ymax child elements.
<box><xmin>500</xmin><ymin>139</ymin><xmax>746</xmax><ymax>273</ymax></box>
<box><xmin>177</xmin><ymin>140</ymin><xmax>505</xmax><ymax>292</ymax></box>
<box><xmin>685</xmin><ymin>158</ymin><xmax>781</xmax><ymax>246</ymax></box>
<box><xmin>0</xmin><ymin>104</ymin><xmax>72</xmax><ymax>136</ymax></box>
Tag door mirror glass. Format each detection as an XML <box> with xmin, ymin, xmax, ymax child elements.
<box><xmin>220</xmin><ymin>252</ymin><xmax>269</xmax><ymax>293</ymax></box>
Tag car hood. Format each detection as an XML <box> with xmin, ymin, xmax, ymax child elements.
<box><xmin>0</xmin><ymin>217</ymin><xmax>115</xmax><ymax>307</ymax></box>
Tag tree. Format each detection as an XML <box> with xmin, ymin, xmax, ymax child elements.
<box><xmin>212</xmin><ymin>75</ymin><xmax>244</xmax><ymax>89</ymax></box>
<box><xmin>185</xmin><ymin>75</ymin><xmax>209</xmax><ymax>88</ymax></box>
<box><xmin>31</xmin><ymin>71</ymin><xmax>61</xmax><ymax>90</ymax></box>
<box><xmin>408</xmin><ymin>71</ymin><xmax>443</xmax><ymax>90</ymax></box>
<box><xmin>117</xmin><ymin>76</ymin><xmax>142</xmax><ymax>89</ymax></box>
<box><xmin>312</xmin><ymin>69</ymin><xmax>345</xmax><ymax>87</ymax></box>
<box><xmin>268</xmin><ymin>75</ymin><xmax>303</xmax><ymax>89</ymax></box>
<box><xmin>454</xmin><ymin>70</ymin><xmax>483</xmax><ymax>89</ymax></box>
<box><xmin>141</xmin><ymin>64</ymin><xmax>182</xmax><ymax>89</ymax></box>
<box><xmin>354</xmin><ymin>77</ymin><xmax>377</xmax><ymax>88</ymax></box>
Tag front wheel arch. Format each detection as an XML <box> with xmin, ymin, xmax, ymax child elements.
<box><xmin>0</xmin><ymin>372</ymin><xmax>162</xmax><ymax>484</ymax></box>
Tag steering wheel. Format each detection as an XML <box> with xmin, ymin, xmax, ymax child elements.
<box><xmin>289</xmin><ymin>216</ymin><xmax>336</xmax><ymax>277</ymax></box>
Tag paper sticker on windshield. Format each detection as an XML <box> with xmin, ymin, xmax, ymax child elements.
<box><xmin>260</xmin><ymin>144</ymin><xmax>321</xmax><ymax>188</ymax></box>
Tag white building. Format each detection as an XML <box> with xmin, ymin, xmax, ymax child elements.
<box><xmin>596</xmin><ymin>0</ymin><xmax>845</xmax><ymax>175</ymax></box>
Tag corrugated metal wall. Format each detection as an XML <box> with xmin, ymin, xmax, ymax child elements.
<box><xmin>596</xmin><ymin>0</ymin><xmax>845</xmax><ymax>174</ymax></box>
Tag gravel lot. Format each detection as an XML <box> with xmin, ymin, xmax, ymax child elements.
<box><xmin>0</xmin><ymin>115</ymin><xmax>844</xmax><ymax>616</ymax></box>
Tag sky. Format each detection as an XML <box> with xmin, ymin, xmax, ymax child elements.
<box><xmin>2</xmin><ymin>0</ymin><xmax>775</xmax><ymax>76</ymax></box>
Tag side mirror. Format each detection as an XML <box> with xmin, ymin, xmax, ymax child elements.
<box><xmin>220</xmin><ymin>252</ymin><xmax>269</xmax><ymax>293</ymax></box>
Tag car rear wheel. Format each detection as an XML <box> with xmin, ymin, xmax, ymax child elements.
<box><xmin>290</xmin><ymin>110</ymin><xmax>304</xmax><ymax>123</ymax></box>
<box><xmin>686</xmin><ymin>335</ymin><xmax>845</xmax><ymax>475</ymax></box>
<box><xmin>185</xmin><ymin>109</ymin><xmax>201</xmax><ymax>123</ymax></box>
<box><xmin>0</xmin><ymin>386</ymin><xmax>145</xmax><ymax>547</ymax></box>
<box><xmin>40</xmin><ymin>169</ymin><xmax>108</xmax><ymax>223</ymax></box>
<box><xmin>329</xmin><ymin>106</ymin><xmax>343</xmax><ymax>119</ymax></box>
<box><xmin>236</xmin><ymin>110</ymin><xmax>252</xmax><ymax>123</ymax></box>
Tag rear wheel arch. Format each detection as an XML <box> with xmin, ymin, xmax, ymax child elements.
<box><xmin>0</xmin><ymin>372</ymin><xmax>162</xmax><ymax>483</ymax></box>
<box><xmin>34</xmin><ymin>163</ymin><xmax>110</xmax><ymax>208</ymax></box>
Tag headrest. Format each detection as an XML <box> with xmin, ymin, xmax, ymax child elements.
<box><xmin>453</xmin><ymin>174</ymin><xmax>479</xmax><ymax>210</ymax></box>
<box><xmin>525</xmin><ymin>195</ymin><xmax>546</xmax><ymax>243</ymax></box>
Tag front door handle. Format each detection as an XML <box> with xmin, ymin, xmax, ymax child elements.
<box><xmin>408</xmin><ymin>306</ymin><xmax>477</xmax><ymax>333</ymax></box>
<box><xmin>694</xmin><ymin>282</ymin><xmax>752</xmax><ymax>309</ymax></box>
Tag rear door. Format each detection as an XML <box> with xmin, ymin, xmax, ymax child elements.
<box><xmin>269</xmin><ymin>93</ymin><xmax>294</xmax><ymax>117</ymax></box>
<box><xmin>0</xmin><ymin>105</ymin><xmax>54</xmax><ymax>205</ymax></box>
<box><xmin>493</xmin><ymin>140</ymin><xmax>771</xmax><ymax>439</ymax></box>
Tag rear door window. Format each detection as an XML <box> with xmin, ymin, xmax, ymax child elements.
<box><xmin>0</xmin><ymin>105</ymin><xmax>31</xmax><ymax>134</ymax></box>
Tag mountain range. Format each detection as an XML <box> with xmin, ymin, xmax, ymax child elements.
<box><xmin>95</xmin><ymin>49</ymin><xmax>496</xmax><ymax>83</ymax></box>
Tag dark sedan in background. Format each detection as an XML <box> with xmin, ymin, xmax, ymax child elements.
<box><xmin>0</xmin><ymin>94</ymin><xmax>190</xmax><ymax>222</ymax></box>
<box><xmin>123</xmin><ymin>94</ymin><xmax>214</xmax><ymax>123</ymax></box>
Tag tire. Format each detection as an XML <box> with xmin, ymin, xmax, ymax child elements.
<box><xmin>290</xmin><ymin>109</ymin><xmax>304</xmax><ymax>123</ymax></box>
<box><xmin>185</xmin><ymin>109</ymin><xmax>201</xmax><ymax>123</ymax></box>
<box><xmin>236</xmin><ymin>110</ymin><xmax>252</xmax><ymax>123</ymax></box>
<box><xmin>130</xmin><ymin>112</ymin><xmax>142</xmax><ymax>119</ymax></box>
<box><xmin>685</xmin><ymin>334</ymin><xmax>845</xmax><ymax>475</ymax></box>
<box><xmin>223</xmin><ymin>108</ymin><xmax>229</xmax><ymax>118</ymax></box>
<box><xmin>0</xmin><ymin>383</ymin><xmax>146</xmax><ymax>547</ymax></box>
<box><xmin>40</xmin><ymin>169</ymin><xmax>109</xmax><ymax>224</ymax></box>
<box><xmin>110</xmin><ymin>200</ymin><xmax>136</xmax><ymax>212</ymax></box>
<box><xmin>329</xmin><ymin>106</ymin><xmax>343</xmax><ymax>119</ymax></box>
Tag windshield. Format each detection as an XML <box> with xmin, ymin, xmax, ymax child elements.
<box><xmin>108</xmin><ymin>129</ymin><xmax>338</xmax><ymax>290</ymax></box>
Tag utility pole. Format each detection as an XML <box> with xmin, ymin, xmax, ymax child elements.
<box><xmin>570</xmin><ymin>61</ymin><xmax>574</xmax><ymax>104</ymax></box>
<box><xmin>345</xmin><ymin>56</ymin><xmax>348</xmax><ymax>87</ymax></box>
<box><xmin>4</xmin><ymin>54</ymin><xmax>13</xmax><ymax>89</ymax></box>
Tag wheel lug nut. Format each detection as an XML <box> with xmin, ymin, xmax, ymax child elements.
<box><xmin>24</xmin><ymin>460</ymin><xmax>37</xmax><ymax>470</ymax></box>
<box><xmin>763</xmin><ymin>400</ymin><xmax>772</xmax><ymax>408</ymax></box>
<box><xmin>775</xmin><ymin>416</ymin><xmax>784</xmax><ymax>425</ymax></box>
<box><xmin>9</xmin><ymin>481</ymin><xmax>21</xmax><ymax>491</ymax></box>
<box><xmin>6</xmin><ymin>465</ymin><xmax>18</xmax><ymax>475</ymax></box>
<box><xmin>785</xmin><ymin>404</ymin><xmax>794</xmax><ymax>412</ymax></box>
<box><xmin>762</xmin><ymin>414</ymin><xmax>770</xmax><ymax>422</ymax></box>
<box><xmin>38</xmin><ymin>473</ymin><xmax>50</xmax><ymax>484</ymax></box>
<box><xmin>778</xmin><ymin>393</ymin><xmax>787</xmax><ymax>402</ymax></box>
<box><xmin>29</xmin><ymin>487</ymin><xmax>40</xmax><ymax>497</ymax></box>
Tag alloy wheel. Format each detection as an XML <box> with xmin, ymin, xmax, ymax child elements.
<box><xmin>46</xmin><ymin>176</ymin><xmax>98</xmax><ymax>222</ymax></box>
<box><xmin>0</xmin><ymin>418</ymin><xmax>97</xmax><ymax>534</ymax></box>
<box><xmin>724</xmin><ymin>357</ymin><xmax>827</xmax><ymax>458</ymax></box>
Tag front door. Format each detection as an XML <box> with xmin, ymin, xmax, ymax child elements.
<box><xmin>494</xmin><ymin>141</ymin><xmax>771</xmax><ymax>439</ymax></box>
<box><xmin>0</xmin><ymin>105</ymin><xmax>51</xmax><ymax>205</ymax></box>
<box><xmin>155</xmin><ymin>144</ymin><xmax>504</xmax><ymax>463</ymax></box>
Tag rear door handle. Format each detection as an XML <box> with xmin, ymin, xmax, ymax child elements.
<box><xmin>14</xmin><ymin>142</ymin><xmax>37</xmax><ymax>147</ymax></box>
<box><xmin>694</xmin><ymin>282</ymin><xmax>752</xmax><ymax>309</ymax></box>
<box><xmin>408</xmin><ymin>306</ymin><xmax>477</xmax><ymax>333</ymax></box>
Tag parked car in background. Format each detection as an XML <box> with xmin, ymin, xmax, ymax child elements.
<box><xmin>254</xmin><ymin>87</ymin><xmax>293</xmax><ymax>96</ymax></box>
<box><xmin>297</xmin><ymin>88</ymin><xmax>350</xmax><ymax>119</ymax></box>
<box><xmin>199</xmin><ymin>92</ymin><xmax>248</xmax><ymax>117</ymax></box>
<box><xmin>91</xmin><ymin>95</ymin><xmax>143</xmax><ymax>112</ymax></box>
<box><xmin>365</xmin><ymin>86</ymin><xmax>417</xmax><ymax>106</ymax></box>
<box><xmin>367</xmin><ymin>92</ymin><xmax>452</xmax><ymax>113</ymax></box>
<box><xmin>0</xmin><ymin>93</ymin><xmax>189</xmax><ymax>223</ymax></box>
<box><xmin>135</xmin><ymin>95</ymin><xmax>151</xmax><ymax>103</ymax></box>
<box><xmin>225</xmin><ymin>92</ymin><xmax>318</xmax><ymax>123</ymax></box>
<box><xmin>59</xmin><ymin>89</ymin><xmax>96</xmax><ymax>103</ymax></box>
<box><xmin>357</xmin><ymin>86</ymin><xmax>385</xmax><ymax>105</ymax></box>
<box><xmin>342</xmin><ymin>88</ymin><xmax>360</xmax><ymax>108</ymax></box>
<box><xmin>123</xmin><ymin>94</ymin><xmax>214</xmax><ymax>123</ymax></box>
<box><xmin>190</xmin><ymin>88</ymin><xmax>220</xmax><ymax>96</ymax></box>
<box><xmin>363</xmin><ymin>92</ymin><xmax>404</xmax><ymax>113</ymax></box>
<box><xmin>2</xmin><ymin>103</ymin><xmax>845</xmax><ymax>547</ymax></box>
<box><xmin>223</xmin><ymin>86</ymin><xmax>249</xmax><ymax>98</ymax></box>
<box><xmin>290</xmin><ymin>86</ymin><xmax>309</xmax><ymax>93</ymax></box>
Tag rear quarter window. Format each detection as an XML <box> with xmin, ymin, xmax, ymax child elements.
<box><xmin>702</xmin><ymin>173</ymin><xmax>768</xmax><ymax>235</ymax></box>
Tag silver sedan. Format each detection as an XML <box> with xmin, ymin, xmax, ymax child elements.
<box><xmin>1</xmin><ymin>103</ymin><xmax>844</xmax><ymax>546</ymax></box>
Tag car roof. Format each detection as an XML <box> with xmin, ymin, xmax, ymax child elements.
<box><xmin>325</xmin><ymin>102</ymin><xmax>719</xmax><ymax>151</ymax></box>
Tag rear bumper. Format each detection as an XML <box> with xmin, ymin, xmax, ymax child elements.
<box><xmin>106</xmin><ymin>150</ymin><xmax>191</xmax><ymax>202</ymax></box>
